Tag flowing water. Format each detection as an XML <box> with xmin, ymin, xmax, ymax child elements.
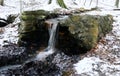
<box><xmin>0</xmin><ymin>19</ymin><xmax>59</xmax><ymax>72</ymax></box>
<box><xmin>0</xmin><ymin>17</ymin><xmax>68</xmax><ymax>73</ymax></box>
<box><xmin>36</xmin><ymin>19</ymin><xmax>59</xmax><ymax>60</ymax></box>
<box><xmin>47</xmin><ymin>19</ymin><xmax>59</xmax><ymax>51</ymax></box>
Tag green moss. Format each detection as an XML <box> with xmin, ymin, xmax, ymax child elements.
<box><xmin>58</xmin><ymin>14</ymin><xmax>113</xmax><ymax>53</ymax></box>
<box><xmin>98</xmin><ymin>15</ymin><xmax>113</xmax><ymax>38</ymax></box>
<box><xmin>22</xmin><ymin>10</ymin><xmax>49</xmax><ymax>15</ymax></box>
<box><xmin>18</xmin><ymin>10</ymin><xmax>50</xmax><ymax>46</ymax></box>
<box><xmin>21</xmin><ymin>15</ymin><xmax>46</xmax><ymax>21</ymax></box>
<box><xmin>21</xmin><ymin>15</ymin><xmax>36</xmax><ymax>21</ymax></box>
<box><xmin>21</xmin><ymin>10</ymin><xmax>48</xmax><ymax>21</ymax></box>
<box><xmin>20</xmin><ymin>21</ymin><xmax>37</xmax><ymax>33</ymax></box>
<box><xmin>20</xmin><ymin>10</ymin><xmax>49</xmax><ymax>33</ymax></box>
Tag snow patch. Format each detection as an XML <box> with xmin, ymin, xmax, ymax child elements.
<box><xmin>74</xmin><ymin>57</ymin><xmax>102</xmax><ymax>74</ymax></box>
<box><xmin>0</xmin><ymin>24</ymin><xmax>18</xmax><ymax>47</ymax></box>
<box><xmin>74</xmin><ymin>57</ymin><xmax>120</xmax><ymax>76</ymax></box>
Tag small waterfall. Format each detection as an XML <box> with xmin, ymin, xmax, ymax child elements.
<box><xmin>36</xmin><ymin>19</ymin><xmax>58</xmax><ymax>60</ymax></box>
<box><xmin>47</xmin><ymin>19</ymin><xmax>58</xmax><ymax>50</ymax></box>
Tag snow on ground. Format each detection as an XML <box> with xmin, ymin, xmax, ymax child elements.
<box><xmin>74</xmin><ymin>57</ymin><xmax>120</xmax><ymax>76</ymax></box>
<box><xmin>1</xmin><ymin>0</ymin><xmax>119</xmax><ymax>19</ymax></box>
<box><xmin>0</xmin><ymin>14</ymin><xmax>20</xmax><ymax>48</ymax></box>
<box><xmin>1</xmin><ymin>0</ymin><xmax>120</xmax><ymax>75</ymax></box>
<box><xmin>0</xmin><ymin>24</ymin><xmax>18</xmax><ymax>48</ymax></box>
<box><xmin>74</xmin><ymin>12</ymin><xmax>120</xmax><ymax>76</ymax></box>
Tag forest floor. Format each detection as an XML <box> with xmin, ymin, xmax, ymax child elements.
<box><xmin>0</xmin><ymin>0</ymin><xmax>120</xmax><ymax>76</ymax></box>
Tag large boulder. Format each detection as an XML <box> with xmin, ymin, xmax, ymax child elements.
<box><xmin>18</xmin><ymin>10</ymin><xmax>50</xmax><ymax>47</ymax></box>
<box><xmin>57</xmin><ymin>15</ymin><xmax>113</xmax><ymax>55</ymax></box>
<box><xmin>18</xmin><ymin>10</ymin><xmax>58</xmax><ymax>47</ymax></box>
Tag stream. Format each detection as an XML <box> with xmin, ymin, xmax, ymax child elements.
<box><xmin>1</xmin><ymin>0</ymin><xmax>120</xmax><ymax>75</ymax></box>
<box><xmin>0</xmin><ymin>17</ymin><xmax>80</xmax><ymax>76</ymax></box>
<box><xmin>36</xmin><ymin>19</ymin><xmax>59</xmax><ymax>61</ymax></box>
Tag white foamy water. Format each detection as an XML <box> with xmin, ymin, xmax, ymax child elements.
<box><xmin>36</xmin><ymin>19</ymin><xmax>58</xmax><ymax>61</ymax></box>
<box><xmin>36</xmin><ymin>48</ymin><xmax>54</xmax><ymax>61</ymax></box>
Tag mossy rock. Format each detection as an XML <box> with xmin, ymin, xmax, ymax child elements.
<box><xmin>18</xmin><ymin>10</ymin><xmax>50</xmax><ymax>47</ymax></box>
<box><xmin>19</xmin><ymin>10</ymin><xmax>48</xmax><ymax>33</ymax></box>
<box><xmin>18</xmin><ymin>21</ymin><xmax>49</xmax><ymax>47</ymax></box>
<box><xmin>18</xmin><ymin>9</ymin><xmax>59</xmax><ymax>47</ymax></box>
<box><xmin>57</xmin><ymin>15</ymin><xmax>113</xmax><ymax>55</ymax></box>
<box><xmin>98</xmin><ymin>15</ymin><xmax>113</xmax><ymax>38</ymax></box>
<box><xmin>22</xmin><ymin>10</ymin><xmax>49</xmax><ymax>15</ymax></box>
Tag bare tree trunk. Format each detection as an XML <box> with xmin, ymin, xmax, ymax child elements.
<box><xmin>115</xmin><ymin>0</ymin><xmax>119</xmax><ymax>8</ymax></box>
<box><xmin>48</xmin><ymin>0</ymin><xmax>67</xmax><ymax>8</ymax></box>
<box><xmin>0</xmin><ymin>0</ymin><xmax>4</xmax><ymax>6</ymax></box>
<box><xmin>57</xmin><ymin>0</ymin><xmax>67</xmax><ymax>8</ymax></box>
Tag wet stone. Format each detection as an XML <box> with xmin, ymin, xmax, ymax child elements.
<box><xmin>0</xmin><ymin>60</ymin><xmax>60</xmax><ymax>76</ymax></box>
<box><xmin>45</xmin><ymin>51</ymin><xmax>81</xmax><ymax>75</ymax></box>
<box><xmin>0</xmin><ymin>50</ymin><xmax>80</xmax><ymax>76</ymax></box>
<box><xmin>0</xmin><ymin>44</ymin><xmax>27</xmax><ymax>67</ymax></box>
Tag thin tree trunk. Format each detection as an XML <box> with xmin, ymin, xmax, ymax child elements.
<box><xmin>57</xmin><ymin>0</ymin><xmax>67</xmax><ymax>8</ymax></box>
<box><xmin>115</xmin><ymin>0</ymin><xmax>119</xmax><ymax>8</ymax></box>
<box><xmin>0</xmin><ymin>0</ymin><xmax>4</xmax><ymax>6</ymax></box>
<box><xmin>48</xmin><ymin>0</ymin><xmax>67</xmax><ymax>8</ymax></box>
<box><xmin>96</xmin><ymin>0</ymin><xmax>98</xmax><ymax>7</ymax></box>
<box><xmin>48</xmin><ymin>0</ymin><xmax>52</xmax><ymax>4</ymax></box>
